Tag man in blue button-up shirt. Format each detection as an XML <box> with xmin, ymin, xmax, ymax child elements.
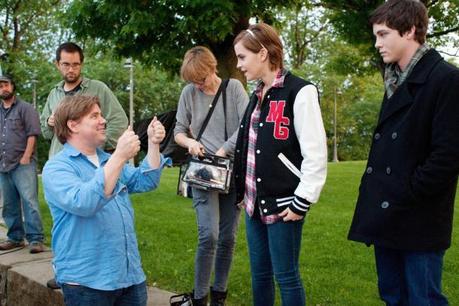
<box><xmin>42</xmin><ymin>95</ymin><xmax>170</xmax><ymax>306</ymax></box>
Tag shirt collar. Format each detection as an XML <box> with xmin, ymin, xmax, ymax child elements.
<box><xmin>56</xmin><ymin>77</ymin><xmax>89</xmax><ymax>92</ymax></box>
<box><xmin>255</xmin><ymin>68</ymin><xmax>288</xmax><ymax>101</ymax></box>
<box><xmin>1</xmin><ymin>96</ymin><xmax>18</xmax><ymax>111</ymax></box>
<box><xmin>63</xmin><ymin>142</ymin><xmax>111</xmax><ymax>163</ymax></box>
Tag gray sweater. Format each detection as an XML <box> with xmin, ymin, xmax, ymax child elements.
<box><xmin>174</xmin><ymin>78</ymin><xmax>249</xmax><ymax>156</ymax></box>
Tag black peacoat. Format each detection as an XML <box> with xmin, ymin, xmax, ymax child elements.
<box><xmin>348</xmin><ymin>49</ymin><xmax>459</xmax><ymax>251</ymax></box>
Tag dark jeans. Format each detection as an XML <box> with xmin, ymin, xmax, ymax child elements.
<box><xmin>374</xmin><ymin>246</ymin><xmax>449</xmax><ymax>306</ymax></box>
<box><xmin>245</xmin><ymin>212</ymin><xmax>305</xmax><ymax>306</ymax></box>
<box><xmin>61</xmin><ymin>282</ymin><xmax>147</xmax><ymax>306</ymax></box>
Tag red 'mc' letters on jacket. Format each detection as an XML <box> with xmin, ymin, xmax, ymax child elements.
<box><xmin>266</xmin><ymin>100</ymin><xmax>290</xmax><ymax>140</ymax></box>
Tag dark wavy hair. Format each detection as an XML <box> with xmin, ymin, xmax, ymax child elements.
<box><xmin>370</xmin><ymin>0</ymin><xmax>428</xmax><ymax>44</ymax></box>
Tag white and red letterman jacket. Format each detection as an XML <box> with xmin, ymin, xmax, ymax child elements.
<box><xmin>234</xmin><ymin>70</ymin><xmax>327</xmax><ymax>217</ymax></box>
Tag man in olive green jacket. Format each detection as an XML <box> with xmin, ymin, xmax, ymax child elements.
<box><xmin>40</xmin><ymin>42</ymin><xmax>128</xmax><ymax>157</ymax></box>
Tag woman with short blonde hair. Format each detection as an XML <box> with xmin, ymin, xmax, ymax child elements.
<box><xmin>180</xmin><ymin>46</ymin><xmax>218</xmax><ymax>83</ymax></box>
<box><xmin>174</xmin><ymin>46</ymin><xmax>249</xmax><ymax>306</ymax></box>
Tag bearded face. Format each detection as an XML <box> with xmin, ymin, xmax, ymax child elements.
<box><xmin>56</xmin><ymin>51</ymin><xmax>82</xmax><ymax>85</ymax></box>
<box><xmin>0</xmin><ymin>82</ymin><xmax>14</xmax><ymax>100</ymax></box>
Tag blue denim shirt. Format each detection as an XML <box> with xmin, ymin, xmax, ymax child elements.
<box><xmin>42</xmin><ymin>143</ymin><xmax>171</xmax><ymax>290</ymax></box>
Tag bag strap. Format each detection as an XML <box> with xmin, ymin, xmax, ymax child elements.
<box><xmin>222</xmin><ymin>80</ymin><xmax>228</xmax><ymax>141</ymax></box>
<box><xmin>196</xmin><ymin>79</ymin><xmax>229</xmax><ymax>142</ymax></box>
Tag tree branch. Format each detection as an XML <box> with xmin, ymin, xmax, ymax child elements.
<box><xmin>300</xmin><ymin>22</ymin><xmax>328</xmax><ymax>50</ymax></box>
<box><xmin>437</xmin><ymin>49</ymin><xmax>459</xmax><ymax>58</ymax></box>
<box><xmin>425</xmin><ymin>0</ymin><xmax>440</xmax><ymax>8</ymax></box>
<box><xmin>427</xmin><ymin>26</ymin><xmax>459</xmax><ymax>38</ymax></box>
<box><xmin>1</xmin><ymin>6</ymin><xmax>11</xmax><ymax>44</ymax></box>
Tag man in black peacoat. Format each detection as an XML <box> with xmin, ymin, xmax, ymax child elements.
<box><xmin>348</xmin><ymin>1</ymin><xmax>459</xmax><ymax>305</ymax></box>
<box><xmin>348</xmin><ymin>48</ymin><xmax>459</xmax><ymax>251</ymax></box>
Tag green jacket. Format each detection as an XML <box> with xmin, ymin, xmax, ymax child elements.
<box><xmin>40</xmin><ymin>78</ymin><xmax>128</xmax><ymax>158</ymax></box>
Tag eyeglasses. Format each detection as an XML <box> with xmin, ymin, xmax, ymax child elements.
<box><xmin>59</xmin><ymin>62</ymin><xmax>82</xmax><ymax>70</ymax></box>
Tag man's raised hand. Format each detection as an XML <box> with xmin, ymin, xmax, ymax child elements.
<box><xmin>113</xmin><ymin>126</ymin><xmax>140</xmax><ymax>161</ymax></box>
<box><xmin>147</xmin><ymin>116</ymin><xmax>166</xmax><ymax>145</ymax></box>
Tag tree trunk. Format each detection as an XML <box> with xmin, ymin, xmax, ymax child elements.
<box><xmin>214</xmin><ymin>40</ymin><xmax>246</xmax><ymax>85</ymax></box>
<box><xmin>211</xmin><ymin>16</ymin><xmax>249</xmax><ymax>86</ymax></box>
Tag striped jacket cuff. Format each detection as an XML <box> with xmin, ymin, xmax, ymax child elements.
<box><xmin>289</xmin><ymin>196</ymin><xmax>311</xmax><ymax>216</ymax></box>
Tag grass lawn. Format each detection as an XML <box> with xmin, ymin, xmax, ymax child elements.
<box><xmin>38</xmin><ymin>161</ymin><xmax>458</xmax><ymax>305</ymax></box>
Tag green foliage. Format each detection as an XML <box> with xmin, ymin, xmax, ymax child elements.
<box><xmin>1</xmin><ymin>1</ymin><xmax>67</xmax><ymax>170</ymax></box>
<box><xmin>82</xmin><ymin>51</ymin><xmax>185</xmax><ymax>120</ymax></box>
<box><xmin>62</xmin><ymin>0</ymin><xmax>458</xmax><ymax>77</ymax></box>
<box><xmin>425</xmin><ymin>1</ymin><xmax>459</xmax><ymax>45</ymax></box>
<box><xmin>2</xmin><ymin>0</ymin><xmax>458</xmax><ymax>169</ymax></box>
<box><xmin>322</xmin><ymin>0</ymin><xmax>378</xmax><ymax>46</ymax></box>
<box><xmin>276</xmin><ymin>0</ymin><xmax>331</xmax><ymax>69</ymax></box>
<box><xmin>64</xmin><ymin>0</ymin><xmax>300</xmax><ymax>77</ymax></box>
<box><xmin>319</xmin><ymin>73</ymin><xmax>383</xmax><ymax>161</ymax></box>
<box><xmin>321</xmin><ymin>0</ymin><xmax>459</xmax><ymax>62</ymax></box>
<box><xmin>0</xmin><ymin>0</ymin><xmax>63</xmax><ymax>81</ymax></box>
<box><xmin>338</xmin><ymin>74</ymin><xmax>383</xmax><ymax>160</ymax></box>
<box><xmin>291</xmin><ymin>30</ymin><xmax>384</xmax><ymax>161</ymax></box>
<box><xmin>38</xmin><ymin>163</ymin><xmax>459</xmax><ymax>305</ymax></box>
<box><xmin>0</xmin><ymin>0</ymin><xmax>62</xmax><ymax>52</ymax></box>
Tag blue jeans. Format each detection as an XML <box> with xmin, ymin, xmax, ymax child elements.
<box><xmin>192</xmin><ymin>187</ymin><xmax>241</xmax><ymax>299</ymax></box>
<box><xmin>61</xmin><ymin>282</ymin><xmax>147</xmax><ymax>306</ymax></box>
<box><xmin>245</xmin><ymin>211</ymin><xmax>305</xmax><ymax>306</ymax></box>
<box><xmin>0</xmin><ymin>161</ymin><xmax>44</xmax><ymax>243</ymax></box>
<box><xmin>374</xmin><ymin>246</ymin><xmax>449</xmax><ymax>306</ymax></box>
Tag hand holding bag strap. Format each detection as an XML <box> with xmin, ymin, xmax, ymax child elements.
<box><xmin>195</xmin><ymin>79</ymin><xmax>229</xmax><ymax>142</ymax></box>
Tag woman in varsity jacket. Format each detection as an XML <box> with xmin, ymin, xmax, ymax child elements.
<box><xmin>174</xmin><ymin>46</ymin><xmax>249</xmax><ymax>306</ymax></box>
<box><xmin>233</xmin><ymin>23</ymin><xmax>328</xmax><ymax>306</ymax></box>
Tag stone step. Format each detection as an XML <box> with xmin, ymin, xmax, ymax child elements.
<box><xmin>0</xmin><ymin>227</ymin><xmax>175</xmax><ymax>306</ymax></box>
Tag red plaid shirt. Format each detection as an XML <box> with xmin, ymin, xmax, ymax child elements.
<box><xmin>244</xmin><ymin>69</ymin><xmax>286</xmax><ymax>224</ymax></box>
